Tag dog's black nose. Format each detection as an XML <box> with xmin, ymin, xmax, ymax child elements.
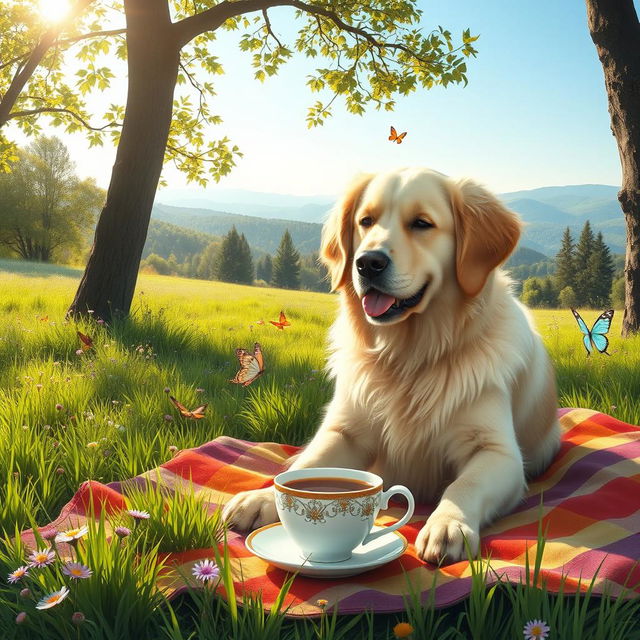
<box><xmin>355</xmin><ymin>251</ymin><xmax>390</xmax><ymax>279</ymax></box>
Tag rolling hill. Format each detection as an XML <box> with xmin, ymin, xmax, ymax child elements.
<box><xmin>143</xmin><ymin>219</ymin><xmax>219</xmax><ymax>261</ymax></box>
<box><xmin>152</xmin><ymin>204</ymin><xmax>323</xmax><ymax>255</ymax></box>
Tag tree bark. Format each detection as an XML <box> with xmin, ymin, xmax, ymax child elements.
<box><xmin>68</xmin><ymin>0</ymin><xmax>179</xmax><ymax>320</ymax></box>
<box><xmin>586</xmin><ymin>0</ymin><xmax>640</xmax><ymax>336</ymax></box>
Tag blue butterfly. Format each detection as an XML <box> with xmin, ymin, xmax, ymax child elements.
<box><xmin>571</xmin><ymin>308</ymin><xmax>614</xmax><ymax>356</ymax></box>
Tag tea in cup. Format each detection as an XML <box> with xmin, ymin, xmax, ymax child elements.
<box><xmin>273</xmin><ymin>467</ymin><xmax>415</xmax><ymax>563</ymax></box>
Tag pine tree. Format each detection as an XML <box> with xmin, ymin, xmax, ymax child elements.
<box><xmin>588</xmin><ymin>232</ymin><xmax>615</xmax><ymax>308</ymax></box>
<box><xmin>272</xmin><ymin>230</ymin><xmax>301</xmax><ymax>289</ymax></box>
<box><xmin>256</xmin><ymin>255</ymin><xmax>273</xmax><ymax>283</ymax></box>
<box><xmin>237</xmin><ymin>233</ymin><xmax>255</xmax><ymax>284</ymax></box>
<box><xmin>215</xmin><ymin>227</ymin><xmax>240</xmax><ymax>283</ymax></box>
<box><xmin>215</xmin><ymin>226</ymin><xmax>253</xmax><ymax>285</ymax></box>
<box><xmin>555</xmin><ymin>227</ymin><xmax>576</xmax><ymax>292</ymax></box>
<box><xmin>574</xmin><ymin>221</ymin><xmax>595</xmax><ymax>306</ymax></box>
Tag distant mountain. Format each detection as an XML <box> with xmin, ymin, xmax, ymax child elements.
<box><xmin>499</xmin><ymin>184</ymin><xmax>623</xmax><ymax>254</ymax></box>
<box><xmin>505</xmin><ymin>246</ymin><xmax>548</xmax><ymax>267</ymax></box>
<box><xmin>156</xmin><ymin>188</ymin><xmax>333</xmax><ymax>224</ymax></box>
<box><xmin>152</xmin><ymin>204</ymin><xmax>323</xmax><ymax>254</ymax></box>
<box><xmin>160</xmin><ymin>201</ymin><xmax>332</xmax><ymax>224</ymax></box>
<box><xmin>506</xmin><ymin>199</ymin><xmax>574</xmax><ymax>225</ymax></box>
<box><xmin>501</xmin><ymin>184</ymin><xmax>618</xmax><ymax>202</ymax></box>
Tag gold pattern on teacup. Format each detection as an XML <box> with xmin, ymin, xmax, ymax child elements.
<box><xmin>282</xmin><ymin>493</ymin><xmax>296</xmax><ymax>509</ymax></box>
<box><xmin>277</xmin><ymin>493</ymin><xmax>380</xmax><ymax>524</ymax></box>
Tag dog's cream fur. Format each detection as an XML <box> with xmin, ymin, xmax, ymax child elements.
<box><xmin>223</xmin><ymin>168</ymin><xmax>560</xmax><ymax>562</ymax></box>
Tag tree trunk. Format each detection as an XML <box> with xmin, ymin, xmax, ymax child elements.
<box><xmin>68</xmin><ymin>0</ymin><xmax>178</xmax><ymax>320</ymax></box>
<box><xmin>586</xmin><ymin>0</ymin><xmax>640</xmax><ymax>336</ymax></box>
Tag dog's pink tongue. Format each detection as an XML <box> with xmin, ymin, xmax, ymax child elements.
<box><xmin>362</xmin><ymin>291</ymin><xmax>395</xmax><ymax>317</ymax></box>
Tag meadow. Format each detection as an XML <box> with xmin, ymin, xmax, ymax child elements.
<box><xmin>1</xmin><ymin>258</ymin><xmax>639</xmax><ymax>639</ymax></box>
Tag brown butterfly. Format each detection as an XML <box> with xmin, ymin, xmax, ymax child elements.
<box><xmin>230</xmin><ymin>343</ymin><xmax>265</xmax><ymax>387</ymax></box>
<box><xmin>389</xmin><ymin>126</ymin><xmax>407</xmax><ymax>144</ymax></box>
<box><xmin>269</xmin><ymin>311</ymin><xmax>291</xmax><ymax>330</ymax></box>
<box><xmin>77</xmin><ymin>331</ymin><xmax>93</xmax><ymax>352</ymax></box>
<box><xmin>169</xmin><ymin>395</ymin><xmax>207</xmax><ymax>419</ymax></box>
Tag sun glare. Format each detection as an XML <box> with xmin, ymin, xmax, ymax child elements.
<box><xmin>39</xmin><ymin>0</ymin><xmax>72</xmax><ymax>24</ymax></box>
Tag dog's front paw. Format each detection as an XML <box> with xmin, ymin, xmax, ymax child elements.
<box><xmin>222</xmin><ymin>488</ymin><xmax>278</xmax><ymax>531</ymax></box>
<box><xmin>415</xmin><ymin>507</ymin><xmax>479</xmax><ymax>564</ymax></box>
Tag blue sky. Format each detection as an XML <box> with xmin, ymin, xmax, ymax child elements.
<box><xmin>25</xmin><ymin>0</ymin><xmax>625</xmax><ymax>197</ymax></box>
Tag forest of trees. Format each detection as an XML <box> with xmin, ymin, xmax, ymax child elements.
<box><xmin>520</xmin><ymin>221</ymin><xmax>620</xmax><ymax>309</ymax></box>
<box><xmin>140</xmin><ymin>225</ymin><xmax>330</xmax><ymax>292</ymax></box>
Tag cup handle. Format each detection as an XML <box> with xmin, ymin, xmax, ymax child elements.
<box><xmin>362</xmin><ymin>485</ymin><xmax>415</xmax><ymax>546</ymax></box>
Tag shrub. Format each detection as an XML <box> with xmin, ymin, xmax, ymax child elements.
<box><xmin>558</xmin><ymin>286</ymin><xmax>577</xmax><ymax>308</ymax></box>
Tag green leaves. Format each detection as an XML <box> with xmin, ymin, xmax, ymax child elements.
<box><xmin>306</xmin><ymin>100</ymin><xmax>333</xmax><ymax>128</ymax></box>
<box><xmin>1</xmin><ymin>0</ymin><xmax>479</xmax><ymax>185</ymax></box>
<box><xmin>0</xmin><ymin>0</ymin><xmax>124</xmax><ymax>171</ymax></box>
<box><xmin>75</xmin><ymin>64</ymin><xmax>114</xmax><ymax>93</ymax></box>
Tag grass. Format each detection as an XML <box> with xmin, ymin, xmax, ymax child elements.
<box><xmin>0</xmin><ymin>258</ymin><xmax>639</xmax><ymax>638</ymax></box>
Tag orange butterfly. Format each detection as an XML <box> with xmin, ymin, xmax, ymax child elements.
<box><xmin>389</xmin><ymin>126</ymin><xmax>407</xmax><ymax>144</ymax></box>
<box><xmin>77</xmin><ymin>331</ymin><xmax>93</xmax><ymax>352</ymax></box>
<box><xmin>269</xmin><ymin>311</ymin><xmax>291</xmax><ymax>330</ymax></box>
<box><xmin>40</xmin><ymin>315</ymin><xmax>49</xmax><ymax>322</ymax></box>
<box><xmin>230</xmin><ymin>343</ymin><xmax>265</xmax><ymax>387</ymax></box>
<box><xmin>169</xmin><ymin>395</ymin><xmax>207</xmax><ymax>419</ymax></box>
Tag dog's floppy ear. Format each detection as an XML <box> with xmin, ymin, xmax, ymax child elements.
<box><xmin>320</xmin><ymin>174</ymin><xmax>373</xmax><ymax>291</ymax></box>
<box><xmin>451</xmin><ymin>179</ymin><xmax>522</xmax><ymax>297</ymax></box>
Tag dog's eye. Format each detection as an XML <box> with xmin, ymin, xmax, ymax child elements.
<box><xmin>359</xmin><ymin>217</ymin><xmax>374</xmax><ymax>228</ymax></box>
<box><xmin>411</xmin><ymin>218</ymin><xmax>434</xmax><ymax>230</ymax></box>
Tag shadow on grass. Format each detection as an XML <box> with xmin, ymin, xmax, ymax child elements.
<box><xmin>0</xmin><ymin>258</ymin><xmax>82</xmax><ymax>278</ymax></box>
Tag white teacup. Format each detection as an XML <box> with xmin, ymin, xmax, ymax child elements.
<box><xmin>273</xmin><ymin>467</ymin><xmax>415</xmax><ymax>563</ymax></box>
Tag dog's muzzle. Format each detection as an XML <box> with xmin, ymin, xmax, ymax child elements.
<box><xmin>361</xmin><ymin>283</ymin><xmax>429</xmax><ymax>320</ymax></box>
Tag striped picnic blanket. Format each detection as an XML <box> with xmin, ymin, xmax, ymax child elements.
<box><xmin>21</xmin><ymin>408</ymin><xmax>640</xmax><ymax>616</ymax></box>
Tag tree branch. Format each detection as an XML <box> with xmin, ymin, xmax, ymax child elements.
<box><xmin>175</xmin><ymin>0</ymin><xmax>291</xmax><ymax>48</ymax></box>
<box><xmin>178</xmin><ymin>60</ymin><xmax>208</xmax><ymax>124</ymax></box>
<box><xmin>287</xmin><ymin>0</ymin><xmax>430</xmax><ymax>65</ymax></box>
<box><xmin>0</xmin><ymin>28</ymin><xmax>127</xmax><ymax>73</ymax></box>
<box><xmin>59</xmin><ymin>27</ymin><xmax>127</xmax><ymax>49</ymax></box>
<box><xmin>7</xmin><ymin>107</ymin><xmax>120</xmax><ymax>132</ymax></box>
<box><xmin>262</xmin><ymin>9</ymin><xmax>284</xmax><ymax>49</ymax></box>
<box><xmin>166</xmin><ymin>142</ymin><xmax>219</xmax><ymax>163</ymax></box>
<box><xmin>0</xmin><ymin>0</ymin><xmax>94</xmax><ymax>127</ymax></box>
<box><xmin>174</xmin><ymin>0</ymin><xmax>431</xmax><ymax>69</ymax></box>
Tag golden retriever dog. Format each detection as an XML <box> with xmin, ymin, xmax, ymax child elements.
<box><xmin>223</xmin><ymin>168</ymin><xmax>561</xmax><ymax>563</ymax></box>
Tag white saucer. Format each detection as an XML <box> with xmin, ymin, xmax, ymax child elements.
<box><xmin>245</xmin><ymin>523</ymin><xmax>408</xmax><ymax>578</ymax></box>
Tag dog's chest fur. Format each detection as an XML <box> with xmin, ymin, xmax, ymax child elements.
<box><xmin>326</xmin><ymin>275</ymin><xmax>532</xmax><ymax>501</ymax></box>
<box><xmin>337</xmin><ymin>345</ymin><xmax>493</xmax><ymax>501</ymax></box>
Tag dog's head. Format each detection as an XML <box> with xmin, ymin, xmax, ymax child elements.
<box><xmin>321</xmin><ymin>168</ymin><xmax>521</xmax><ymax>325</ymax></box>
